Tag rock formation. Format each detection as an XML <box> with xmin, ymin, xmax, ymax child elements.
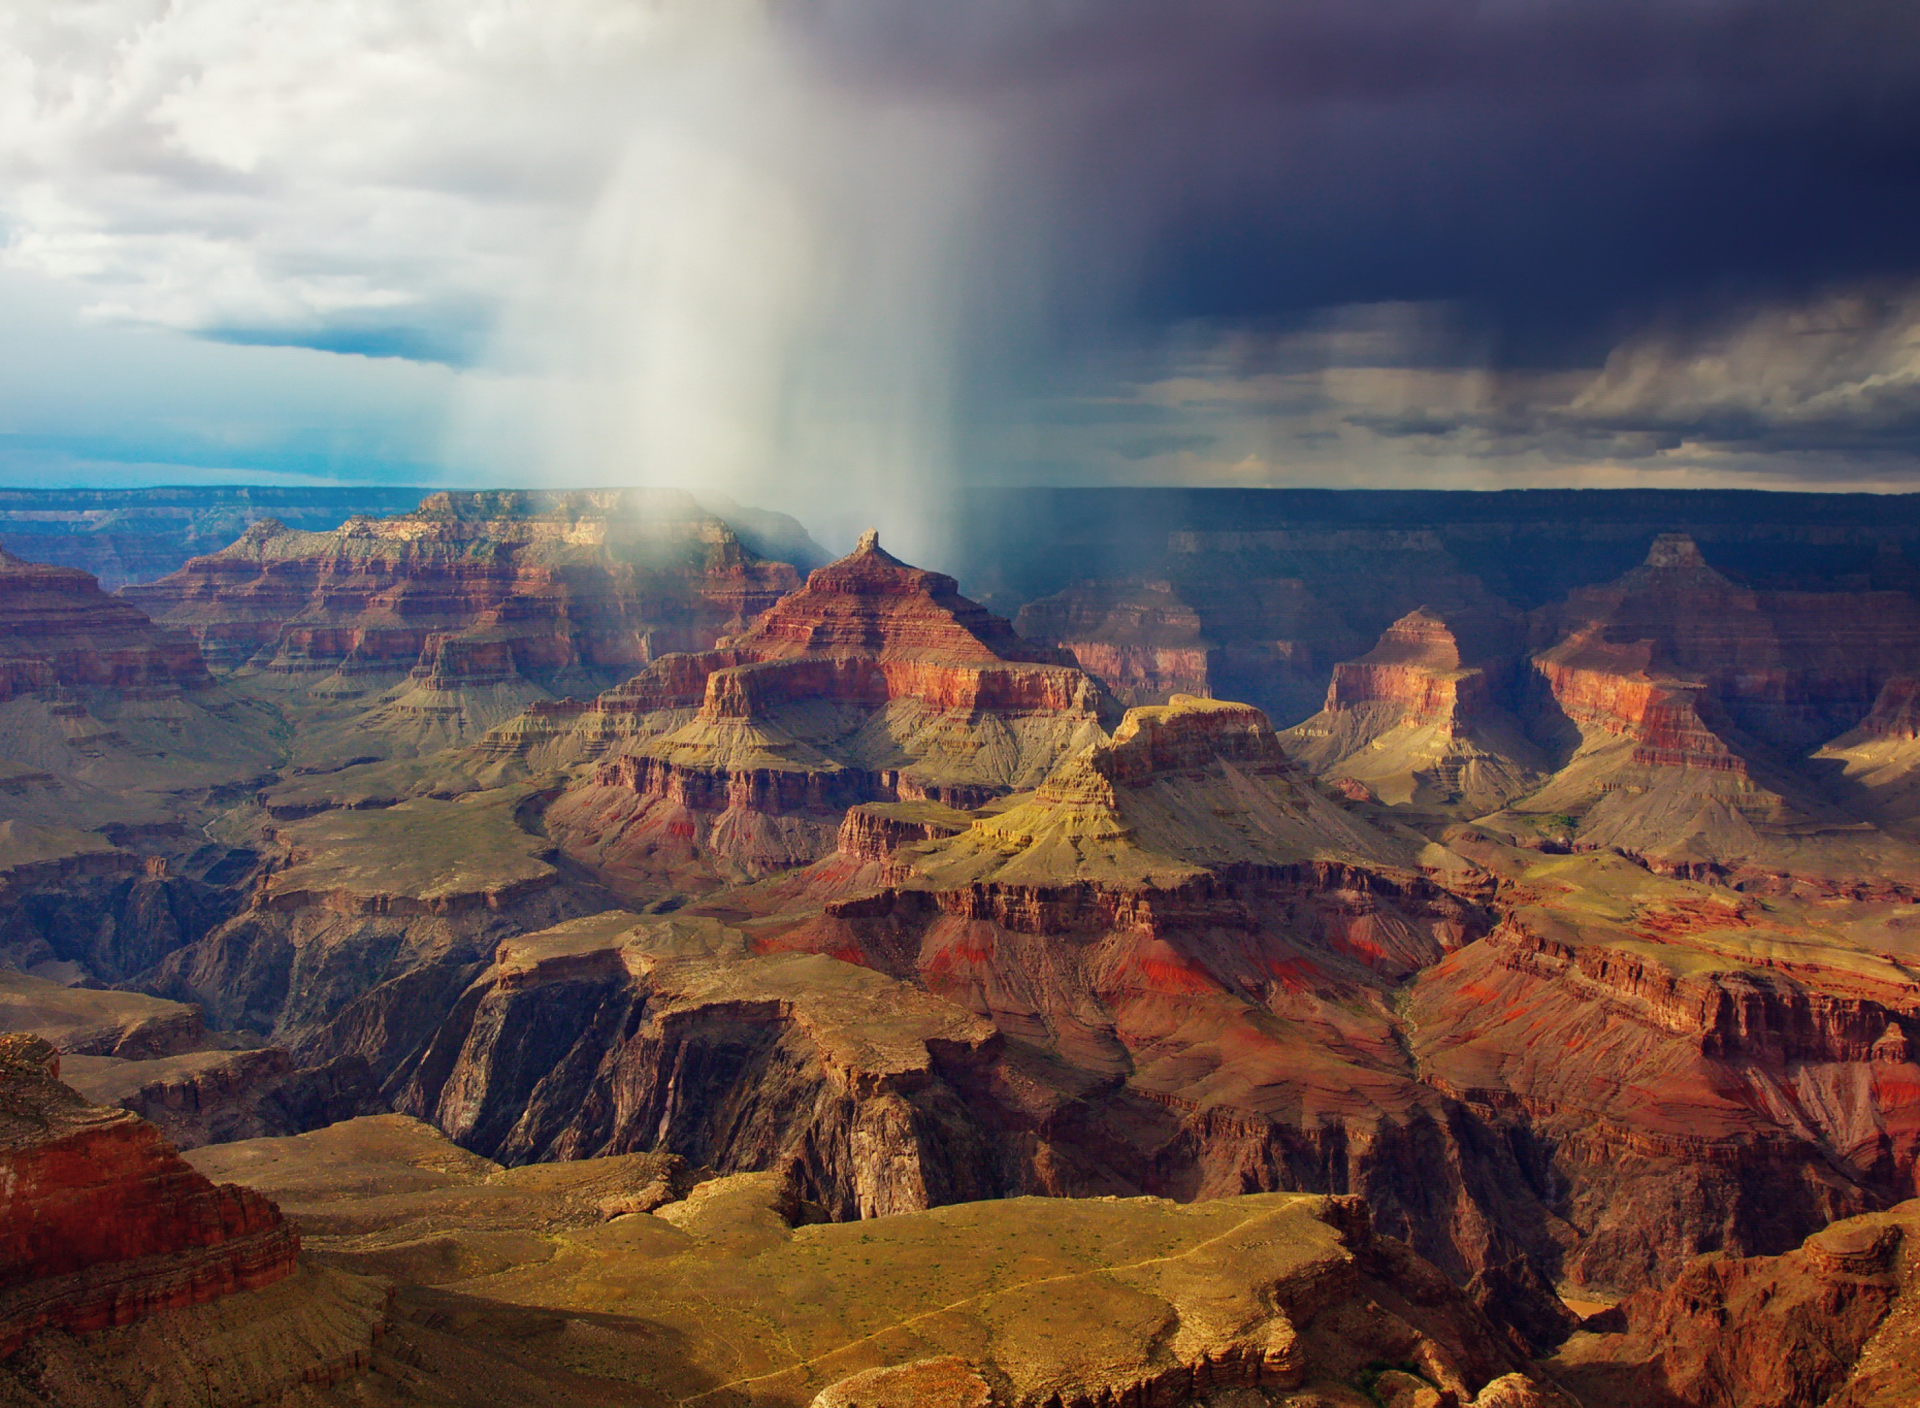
<box><xmin>1488</xmin><ymin>535</ymin><xmax>1920</xmax><ymax>876</ymax></box>
<box><xmin>394</xmin><ymin>912</ymin><xmax>1004</xmax><ymax>1217</ymax></box>
<box><xmin>1</xmin><ymin>969</ymin><xmax>384</xmax><ymax>1150</ymax></box>
<box><xmin>533</xmin><ymin>530</ymin><xmax>1108</xmax><ymax>894</ymax></box>
<box><xmin>1536</xmin><ymin>533</ymin><xmax>1920</xmax><ymax>755</ymax></box>
<box><xmin>1014</xmin><ymin>578</ymin><xmax>1215</xmax><ymax>705</ymax></box>
<box><xmin>1553</xmin><ymin>1199</ymin><xmax>1920</xmax><ymax>1407</ymax></box>
<box><xmin>622</xmin><ymin>698</ymin><xmax>1567</xmax><ymax>1316</ymax></box>
<box><xmin>172</xmin><ymin>1113</ymin><xmax>1571</xmax><ymax>1408</ymax></box>
<box><xmin>0</xmin><ymin>484</ymin><xmax>427</xmax><ymax>590</ymax></box>
<box><xmin>120</xmin><ymin>489</ymin><xmax>809</xmax><ymax>762</ymax></box>
<box><xmin>139</xmin><ymin>784</ymin><xmax>609</xmax><ymax>1061</ymax></box>
<box><xmin>0</xmin><ymin>549</ymin><xmax>281</xmax><ymax>835</ymax></box>
<box><xmin>1283</xmin><ymin>608</ymin><xmax>1545</xmax><ymax>812</ymax></box>
<box><xmin>0</xmin><ymin>548</ymin><xmax>210</xmax><ymax>701</ymax></box>
<box><xmin>0</xmin><ymin>1033</ymin><xmax>299</xmax><ymax>1355</ymax></box>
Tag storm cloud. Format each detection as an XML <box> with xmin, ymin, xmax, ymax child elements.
<box><xmin>2</xmin><ymin>0</ymin><xmax>1919</xmax><ymax>520</ymax></box>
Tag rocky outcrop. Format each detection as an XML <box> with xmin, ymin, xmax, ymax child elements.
<box><xmin>395</xmin><ymin>914</ymin><xmax>1004</xmax><ymax>1218</ymax></box>
<box><xmin>0</xmin><ymin>548</ymin><xmax>211</xmax><ymax>702</ymax></box>
<box><xmin>1553</xmin><ymin>1200</ymin><xmax>1920</xmax><ymax>1408</ymax></box>
<box><xmin>61</xmin><ymin>1048</ymin><xmax>385</xmax><ymax>1151</ymax></box>
<box><xmin>536</xmin><ymin>531</ymin><xmax>1108</xmax><ymax>893</ymax></box>
<box><xmin>0</xmin><ymin>1034</ymin><xmax>300</xmax><ymax>1356</ymax></box>
<box><xmin>186</xmin><ymin>1116</ymin><xmax>1571</xmax><ymax>1408</ymax></box>
<box><xmin>1283</xmin><ymin>609</ymin><xmax>1544</xmax><ymax>811</ymax></box>
<box><xmin>1403</xmin><ymin>835</ymin><xmax>1920</xmax><ymax>1299</ymax></box>
<box><xmin>1015</xmin><ymin>578</ymin><xmax>1214</xmax><ymax>705</ymax></box>
<box><xmin>137</xmin><ymin>786</ymin><xmax>607</xmax><ymax>1059</ymax></box>
<box><xmin>1536</xmin><ymin>534</ymin><xmax>1920</xmax><ymax>755</ymax></box>
<box><xmin>120</xmin><ymin>489</ymin><xmax>803</xmax><ymax>691</ymax></box>
<box><xmin>0</xmin><ymin>485</ymin><xmax>426</xmax><ymax>591</ymax></box>
<box><xmin>0</xmin><ymin>829</ymin><xmax>245</xmax><ymax>984</ymax></box>
<box><xmin>0</xmin><ymin>550</ymin><xmax>281</xmax><ymax>834</ymax></box>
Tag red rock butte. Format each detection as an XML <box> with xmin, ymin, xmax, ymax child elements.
<box><xmin>590</xmin><ymin>527</ymin><xmax>1095</xmax><ymax>720</ymax></box>
<box><xmin>536</xmin><ymin>530</ymin><xmax>1108</xmax><ymax>890</ymax></box>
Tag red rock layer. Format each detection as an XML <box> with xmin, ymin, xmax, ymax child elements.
<box><xmin>0</xmin><ymin>1035</ymin><xmax>299</xmax><ymax>1355</ymax></box>
<box><xmin>1535</xmin><ymin>629</ymin><xmax>1747</xmax><ymax>773</ymax></box>
<box><xmin>1536</xmin><ymin>534</ymin><xmax>1920</xmax><ymax>752</ymax></box>
<box><xmin>580</xmin><ymin>530</ymin><xmax>1089</xmax><ymax>722</ymax></box>
<box><xmin>539</xmin><ymin>533</ymin><xmax>1103</xmax><ymax>888</ymax></box>
<box><xmin>1014</xmin><ymin>580</ymin><xmax>1214</xmax><ymax>705</ymax></box>
<box><xmin>0</xmin><ymin>548</ymin><xmax>210</xmax><ymax>702</ymax></box>
<box><xmin>121</xmin><ymin>489</ymin><xmax>801</xmax><ymax>681</ymax></box>
<box><xmin>1324</xmin><ymin>608</ymin><xmax>1493</xmax><ymax>724</ymax></box>
<box><xmin>1558</xmin><ymin>1205</ymin><xmax>1920</xmax><ymax>1408</ymax></box>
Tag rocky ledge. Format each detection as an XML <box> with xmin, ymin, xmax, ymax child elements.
<box><xmin>0</xmin><ymin>1034</ymin><xmax>300</xmax><ymax>1355</ymax></box>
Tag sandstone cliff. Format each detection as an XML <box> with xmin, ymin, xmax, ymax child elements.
<box><xmin>0</xmin><ymin>1034</ymin><xmax>299</xmax><ymax>1356</ymax></box>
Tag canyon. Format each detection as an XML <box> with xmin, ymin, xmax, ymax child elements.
<box><xmin>12</xmin><ymin>486</ymin><xmax>1920</xmax><ymax>1404</ymax></box>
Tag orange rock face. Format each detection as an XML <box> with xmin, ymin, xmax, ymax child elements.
<box><xmin>1555</xmin><ymin>1202</ymin><xmax>1920</xmax><ymax>1408</ymax></box>
<box><xmin>0</xmin><ymin>1034</ymin><xmax>299</xmax><ymax>1355</ymax></box>
<box><xmin>1324</xmin><ymin>607</ymin><xmax>1493</xmax><ymax>724</ymax></box>
<box><xmin>1534</xmin><ymin>630</ymin><xmax>1748</xmax><ymax>774</ymax></box>
<box><xmin>121</xmin><ymin>489</ymin><xmax>802</xmax><ymax>685</ymax></box>
<box><xmin>0</xmin><ymin>548</ymin><xmax>210</xmax><ymax>702</ymax></box>
<box><xmin>538</xmin><ymin>532</ymin><xmax>1106</xmax><ymax>891</ymax></box>
<box><xmin>1536</xmin><ymin>534</ymin><xmax>1920</xmax><ymax>754</ymax></box>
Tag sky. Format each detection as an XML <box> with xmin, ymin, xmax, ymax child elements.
<box><xmin>3</xmin><ymin>0</ymin><xmax>1919</xmax><ymax>548</ymax></box>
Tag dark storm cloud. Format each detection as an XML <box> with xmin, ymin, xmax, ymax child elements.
<box><xmin>786</xmin><ymin>0</ymin><xmax>1920</xmax><ymax>366</ymax></box>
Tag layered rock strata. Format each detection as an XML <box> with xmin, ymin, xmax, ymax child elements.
<box><xmin>0</xmin><ymin>825</ymin><xmax>245</xmax><ymax>984</ymax></box>
<box><xmin>1014</xmin><ymin>578</ymin><xmax>1214</xmax><ymax>705</ymax></box>
<box><xmin>2</xmin><ymin>971</ymin><xmax>384</xmax><ymax>1151</ymax></box>
<box><xmin>1553</xmin><ymin>1199</ymin><xmax>1920</xmax><ymax>1407</ymax></box>
<box><xmin>534</xmin><ymin>531</ymin><xmax>1107</xmax><ymax>893</ymax></box>
<box><xmin>118</xmin><ymin>490</ymin><xmax>809</xmax><ymax>766</ymax></box>
<box><xmin>138</xmin><ymin>785</ymin><xmax>608</xmax><ymax>1062</ymax></box>
<box><xmin>395</xmin><ymin>913</ymin><xmax>1004</xmax><ymax>1217</ymax></box>
<box><xmin>1536</xmin><ymin>533</ymin><xmax>1920</xmax><ymax>755</ymax></box>
<box><xmin>0</xmin><ymin>1034</ymin><xmax>299</xmax><ymax>1356</ymax></box>
<box><xmin>123</xmin><ymin>488</ymin><xmax>804</xmax><ymax>678</ymax></box>
<box><xmin>0</xmin><ymin>549</ymin><xmax>280</xmax><ymax>834</ymax></box>
<box><xmin>1404</xmin><ymin>830</ymin><xmax>1920</xmax><ymax>1298</ymax></box>
<box><xmin>1283</xmin><ymin>608</ymin><xmax>1545</xmax><ymax>811</ymax></box>
<box><xmin>0</xmin><ymin>548</ymin><xmax>210</xmax><ymax>701</ymax></box>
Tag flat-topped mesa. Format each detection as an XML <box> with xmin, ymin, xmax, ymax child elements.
<box><xmin>1324</xmin><ymin>608</ymin><xmax>1493</xmax><ymax>724</ymax></box>
<box><xmin>1094</xmin><ymin>695</ymin><xmax>1284</xmax><ymax>782</ymax></box>
<box><xmin>0</xmin><ymin>1034</ymin><xmax>299</xmax><ymax>1356</ymax></box>
<box><xmin>120</xmin><ymin>487</ymin><xmax>805</xmax><ymax>681</ymax></box>
<box><xmin>0</xmin><ymin>548</ymin><xmax>210</xmax><ymax>702</ymax></box>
